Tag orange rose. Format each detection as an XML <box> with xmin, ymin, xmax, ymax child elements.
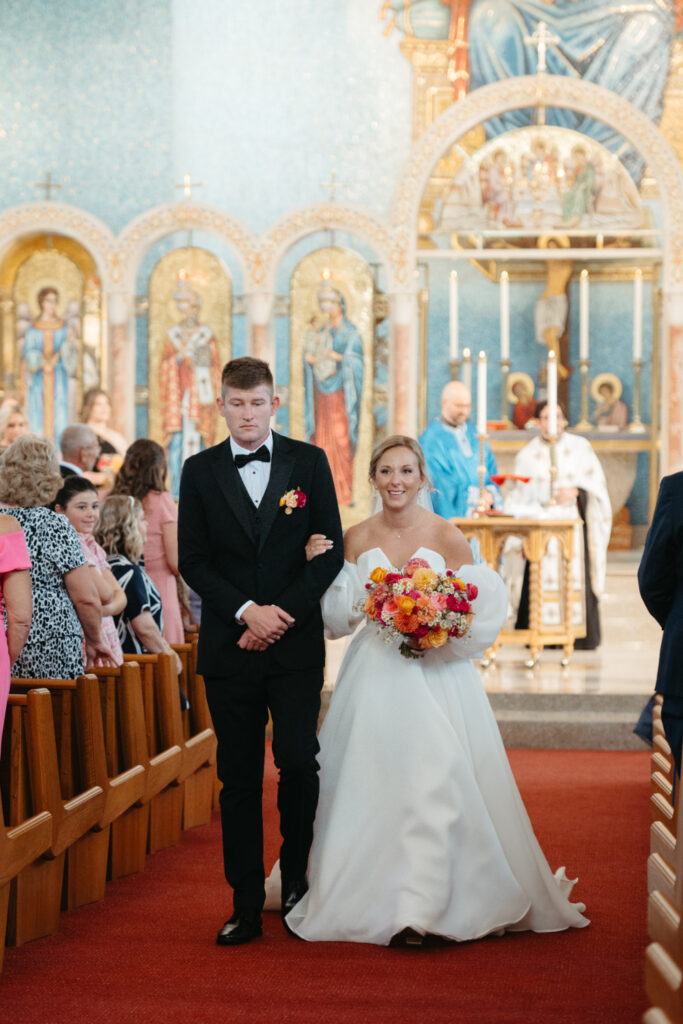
<box><xmin>397</xmin><ymin>595</ymin><xmax>416</xmax><ymax>615</ymax></box>
<box><xmin>369</xmin><ymin>566</ymin><xmax>388</xmax><ymax>584</ymax></box>
<box><xmin>419</xmin><ymin>628</ymin><xmax>449</xmax><ymax>650</ymax></box>
<box><xmin>411</xmin><ymin>567</ymin><xmax>439</xmax><ymax>591</ymax></box>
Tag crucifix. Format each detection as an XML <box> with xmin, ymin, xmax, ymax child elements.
<box><xmin>174</xmin><ymin>171</ymin><xmax>203</xmax><ymax>201</ymax></box>
<box><xmin>524</xmin><ymin>20</ymin><xmax>560</xmax><ymax>124</ymax></box>
<box><xmin>320</xmin><ymin>170</ymin><xmax>347</xmax><ymax>247</ymax></box>
<box><xmin>320</xmin><ymin>170</ymin><xmax>347</xmax><ymax>204</ymax></box>
<box><xmin>33</xmin><ymin>171</ymin><xmax>62</xmax><ymax>201</ymax></box>
<box><xmin>524</xmin><ymin>20</ymin><xmax>560</xmax><ymax>74</ymax></box>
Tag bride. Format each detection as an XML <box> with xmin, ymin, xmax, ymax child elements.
<box><xmin>279</xmin><ymin>435</ymin><xmax>588</xmax><ymax>946</ymax></box>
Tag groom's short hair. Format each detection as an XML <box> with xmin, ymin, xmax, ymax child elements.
<box><xmin>221</xmin><ymin>357</ymin><xmax>274</xmax><ymax>395</ymax></box>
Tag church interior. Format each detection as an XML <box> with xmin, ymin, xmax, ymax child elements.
<box><xmin>1</xmin><ymin>1</ymin><xmax>682</xmax><ymax>1020</ymax></box>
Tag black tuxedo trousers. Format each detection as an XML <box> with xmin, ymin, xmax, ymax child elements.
<box><xmin>178</xmin><ymin>434</ymin><xmax>343</xmax><ymax>909</ymax></box>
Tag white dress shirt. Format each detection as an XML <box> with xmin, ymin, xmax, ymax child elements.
<box><xmin>230</xmin><ymin>432</ymin><xmax>273</xmax><ymax>622</ymax></box>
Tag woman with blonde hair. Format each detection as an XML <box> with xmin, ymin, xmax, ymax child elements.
<box><xmin>0</xmin><ymin>402</ymin><xmax>28</xmax><ymax>454</ymax></box>
<box><xmin>0</xmin><ymin>434</ymin><xmax>113</xmax><ymax>677</ymax></box>
<box><xmin>95</xmin><ymin>495</ymin><xmax>182</xmax><ymax>677</ymax></box>
<box><xmin>111</xmin><ymin>439</ymin><xmax>184</xmax><ymax>644</ymax></box>
<box><xmin>279</xmin><ymin>435</ymin><xmax>589</xmax><ymax>947</ymax></box>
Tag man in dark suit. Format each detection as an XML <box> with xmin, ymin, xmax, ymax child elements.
<box><xmin>58</xmin><ymin>424</ymin><xmax>100</xmax><ymax>478</ymax></box>
<box><xmin>638</xmin><ymin>471</ymin><xmax>683</xmax><ymax>774</ymax></box>
<box><xmin>178</xmin><ymin>356</ymin><xmax>344</xmax><ymax>946</ymax></box>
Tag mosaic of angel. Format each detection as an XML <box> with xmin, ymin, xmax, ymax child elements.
<box><xmin>17</xmin><ymin>286</ymin><xmax>80</xmax><ymax>443</ymax></box>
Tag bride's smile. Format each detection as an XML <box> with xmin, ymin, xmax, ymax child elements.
<box><xmin>374</xmin><ymin>445</ymin><xmax>424</xmax><ymax>512</ymax></box>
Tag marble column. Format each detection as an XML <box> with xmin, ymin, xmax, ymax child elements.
<box><xmin>389</xmin><ymin>291</ymin><xmax>418</xmax><ymax>436</ymax></box>
<box><xmin>107</xmin><ymin>291</ymin><xmax>135</xmax><ymax>442</ymax></box>
<box><xmin>247</xmin><ymin>291</ymin><xmax>275</xmax><ymax>365</ymax></box>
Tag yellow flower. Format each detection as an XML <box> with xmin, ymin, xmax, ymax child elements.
<box><xmin>419</xmin><ymin>628</ymin><xmax>449</xmax><ymax>650</ymax></box>
<box><xmin>397</xmin><ymin>595</ymin><xmax>416</xmax><ymax>615</ymax></box>
<box><xmin>369</xmin><ymin>566</ymin><xmax>387</xmax><ymax>584</ymax></box>
<box><xmin>411</xmin><ymin>567</ymin><xmax>439</xmax><ymax>591</ymax></box>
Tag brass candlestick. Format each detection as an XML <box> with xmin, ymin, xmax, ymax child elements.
<box><xmin>629</xmin><ymin>358</ymin><xmax>646</xmax><ymax>433</ymax></box>
<box><xmin>477</xmin><ymin>433</ymin><xmax>487</xmax><ymax>512</ymax></box>
<box><xmin>574</xmin><ymin>358</ymin><xmax>591</xmax><ymax>431</ymax></box>
<box><xmin>449</xmin><ymin>357</ymin><xmax>460</xmax><ymax>381</ymax></box>
<box><xmin>500</xmin><ymin>358</ymin><xmax>512</xmax><ymax>426</ymax></box>
<box><xmin>548</xmin><ymin>433</ymin><xmax>558</xmax><ymax>505</ymax></box>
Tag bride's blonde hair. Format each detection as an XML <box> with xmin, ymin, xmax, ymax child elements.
<box><xmin>369</xmin><ymin>435</ymin><xmax>432</xmax><ymax>490</ymax></box>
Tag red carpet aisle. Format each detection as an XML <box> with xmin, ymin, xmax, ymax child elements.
<box><xmin>1</xmin><ymin>749</ymin><xmax>649</xmax><ymax>1024</ymax></box>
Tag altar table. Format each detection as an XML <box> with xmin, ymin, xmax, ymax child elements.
<box><xmin>452</xmin><ymin>515</ymin><xmax>580</xmax><ymax>667</ymax></box>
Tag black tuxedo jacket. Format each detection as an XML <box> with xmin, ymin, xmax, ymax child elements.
<box><xmin>638</xmin><ymin>471</ymin><xmax>683</xmax><ymax>696</ymax></box>
<box><xmin>178</xmin><ymin>433</ymin><xmax>344</xmax><ymax>677</ymax></box>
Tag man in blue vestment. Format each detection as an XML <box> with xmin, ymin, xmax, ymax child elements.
<box><xmin>420</xmin><ymin>380</ymin><xmax>500</xmax><ymax>519</ymax></box>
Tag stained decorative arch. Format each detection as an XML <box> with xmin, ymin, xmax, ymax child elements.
<box><xmin>388</xmin><ymin>75</ymin><xmax>683</xmax><ymax>468</ymax></box>
<box><xmin>258</xmin><ymin>203</ymin><xmax>394</xmax><ymax>294</ymax></box>
<box><xmin>116</xmin><ymin>202</ymin><xmax>258</xmax><ymax>293</ymax></box>
<box><xmin>0</xmin><ymin>202</ymin><xmax>116</xmax><ymax>290</ymax></box>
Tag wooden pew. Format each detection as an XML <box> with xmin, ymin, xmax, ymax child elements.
<box><xmin>91</xmin><ymin>661</ymin><xmax>183</xmax><ymax>872</ymax></box>
<box><xmin>0</xmin><ymin>689</ymin><xmax>104</xmax><ymax>946</ymax></box>
<box><xmin>10</xmin><ymin>673</ymin><xmax>146</xmax><ymax>908</ymax></box>
<box><xmin>172</xmin><ymin>641</ymin><xmax>217</xmax><ymax>828</ymax></box>
<box><xmin>123</xmin><ymin>651</ymin><xmax>216</xmax><ymax>844</ymax></box>
<box><xmin>0</xmin><ymin>789</ymin><xmax>52</xmax><ymax>972</ymax></box>
<box><xmin>185</xmin><ymin>630</ymin><xmax>221</xmax><ymax>812</ymax></box>
<box><xmin>645</xmin><ymin>729</ymin><xmax>683</xmax><ymax>1022</ymax></box>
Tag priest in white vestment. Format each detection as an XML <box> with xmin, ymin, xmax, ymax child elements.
<box><xmin>503</xmin><ymin>402</ymin><xmax>612</xmax><ymax>649</ymax></box>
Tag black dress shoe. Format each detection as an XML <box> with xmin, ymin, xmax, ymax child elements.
<box><xmin>216</xmin><ymin>909</ymin><xmax>262</xmax><ymax>946</ymax></box>
<box><xmin>281</xmin><ymin>879</ymin><xmax>308</xmax><ymax>936</ymax></box>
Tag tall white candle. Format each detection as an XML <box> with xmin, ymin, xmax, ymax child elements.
<box><xmin>462</xmin><ymin>347</ymin><xmax>472</xmax><ymax>393</ymax></box>
<box><xmin>633</xmin><ymin>268</ymin><xmax>643</xmax><ymax>361</ymax></box>
<box><xmin>547</xmin><ymin>350</ymin><xmax>558</xmax><ymax>437</ymax></box>
<box><xmin>477</xmin><ymin>351</ymin><xmax>487</xmax><ymax>436</ymax></box>
<box><xmin>579</xmin><ymin>269</ymin><xmax>589</xmax><ymax>361</ymax></box>
<box><xmin>500</xmin><ymin>270</ymin><xmax>510</xmax><ymax>361</ymax></box>
<box><xmin>449</xmin><ymin>270</ymin><xmax>459</xmax><ymax>360</ymax></box>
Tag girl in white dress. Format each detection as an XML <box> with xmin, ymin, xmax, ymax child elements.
<box><xmin>282</xmin><ymin>435</ymin><xmax>588</xmax><ymax>946</ymax></box>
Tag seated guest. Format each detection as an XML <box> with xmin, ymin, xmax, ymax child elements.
<box><xmin>94</xmin><ymin>495</ymin><xmax>183</xmax><ymax>679</ymax></box>
<box><xmin>419</xmin><ymin>380</ymin><xmax>500</xmax><ymax>518</ymax></box>
<box><xmin>54</xmin><ymin>476</ymin><xmax>126</xmax><ymax>666</ymax></box>
<box><xmin>0</xmin><ymin>402</ymin><xmax>28</xmax><ymax>454</ymax></box>
<box><xmin>0</xmin><ymin>512</ymin><xmax>32</xmax><ymax>739</ymax></box>
<box><xmin>111</xmin><ymin>439</ymin><xmax>184</xmax><ymax>644</ymax></box>
<box><xmin>59</xmin><ymin>423</ymin><xmax>100</xmax><ymax>477</ymax></box>
<box><xmin>0</xmin><ymin>434</ymin><xmax>113</xmax><ymax>677</ymax></box>
<box><xmin>504</xmin><ymin>402</ymin><xmax>612</xmax><ymax>650</ymax></box>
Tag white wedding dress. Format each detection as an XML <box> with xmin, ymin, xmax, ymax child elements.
<box><xmin>279</xmin><ymin>548</ymin><xmax>589</xmax><ymax>946</ymax></box>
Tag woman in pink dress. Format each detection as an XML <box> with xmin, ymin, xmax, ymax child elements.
<box><xmin>53</xmin><ymin>476</ymin><xmax>125</xmax><ymax>666</ymax></box>
<box><xmin>0</xmin><ymin>513</ymin><xmax>32</xmax><ymax>739</ymax></box>
<box><xmin>111</xmin><ymin>439</ymin><xmax>184</xmax><ymax>644</ymax></box>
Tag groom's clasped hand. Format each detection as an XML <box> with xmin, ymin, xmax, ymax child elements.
<box><xmin>237</xmin><ymin>603</ymin><xmax>296</xmax><ymax>651</ymax></box>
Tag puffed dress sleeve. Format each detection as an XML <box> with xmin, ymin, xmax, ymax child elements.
<box><xmin>321</xmin><ymin>562</ymin><xmax>366</xmax><ymax>640</ymax></box>
<box><xmin>445</xmin><ymin>563</ymin><xmax>508</xmax><ymax>662</ymax></box>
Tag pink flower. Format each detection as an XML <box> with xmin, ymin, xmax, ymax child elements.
<box><xmin>429</xmin><ymin>593</ymin><xmax>448</xmax><ymax>612</ymax></box>
<box><xmin>466</xmin><ymin>583</ymin><xmax>478</xmax><ymax>601</ymax></box>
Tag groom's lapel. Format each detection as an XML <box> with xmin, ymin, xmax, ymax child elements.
<box><xmin>256</xmin><ymin>433</ymin><xmax>296</xmax><ymax>552</ymax></box>
<box><xmin>210</xmin><ymin>440</ymin><xmax>257</xmax><ymax>544</ymax></box>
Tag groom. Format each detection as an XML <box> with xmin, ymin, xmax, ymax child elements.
<box><xmin>178</xmin><ymin>356</ymin><xmax>343</xmax><ymax>946</ymax></box>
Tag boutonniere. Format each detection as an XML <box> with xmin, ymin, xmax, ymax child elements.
<box><xmin>279</xmin><ymin>487</ymin><xmax>307</xmax><ymax>515</ymax></box>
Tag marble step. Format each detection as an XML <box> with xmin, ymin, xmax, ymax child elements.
<box><xmin>487</xmin><ymin>692</ymin><xmax>649</xmax><ymax>750</ymax></box>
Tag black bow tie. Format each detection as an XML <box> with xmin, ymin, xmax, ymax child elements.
<box><xmin>234</xmin><ymin>445</ymin><xmax>271</xmax><ymax>469</ymax></box>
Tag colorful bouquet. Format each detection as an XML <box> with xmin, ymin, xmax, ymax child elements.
<box><xmin>361</xmin><ymin>557</ymin><xmax>477</xmax><ymax>659</ymax></box>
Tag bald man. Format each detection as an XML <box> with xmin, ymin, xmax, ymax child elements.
<box><xmin>419</xmin><ymin>381</ymin><xmax>500</xmax><ymax>519</ymax></box>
